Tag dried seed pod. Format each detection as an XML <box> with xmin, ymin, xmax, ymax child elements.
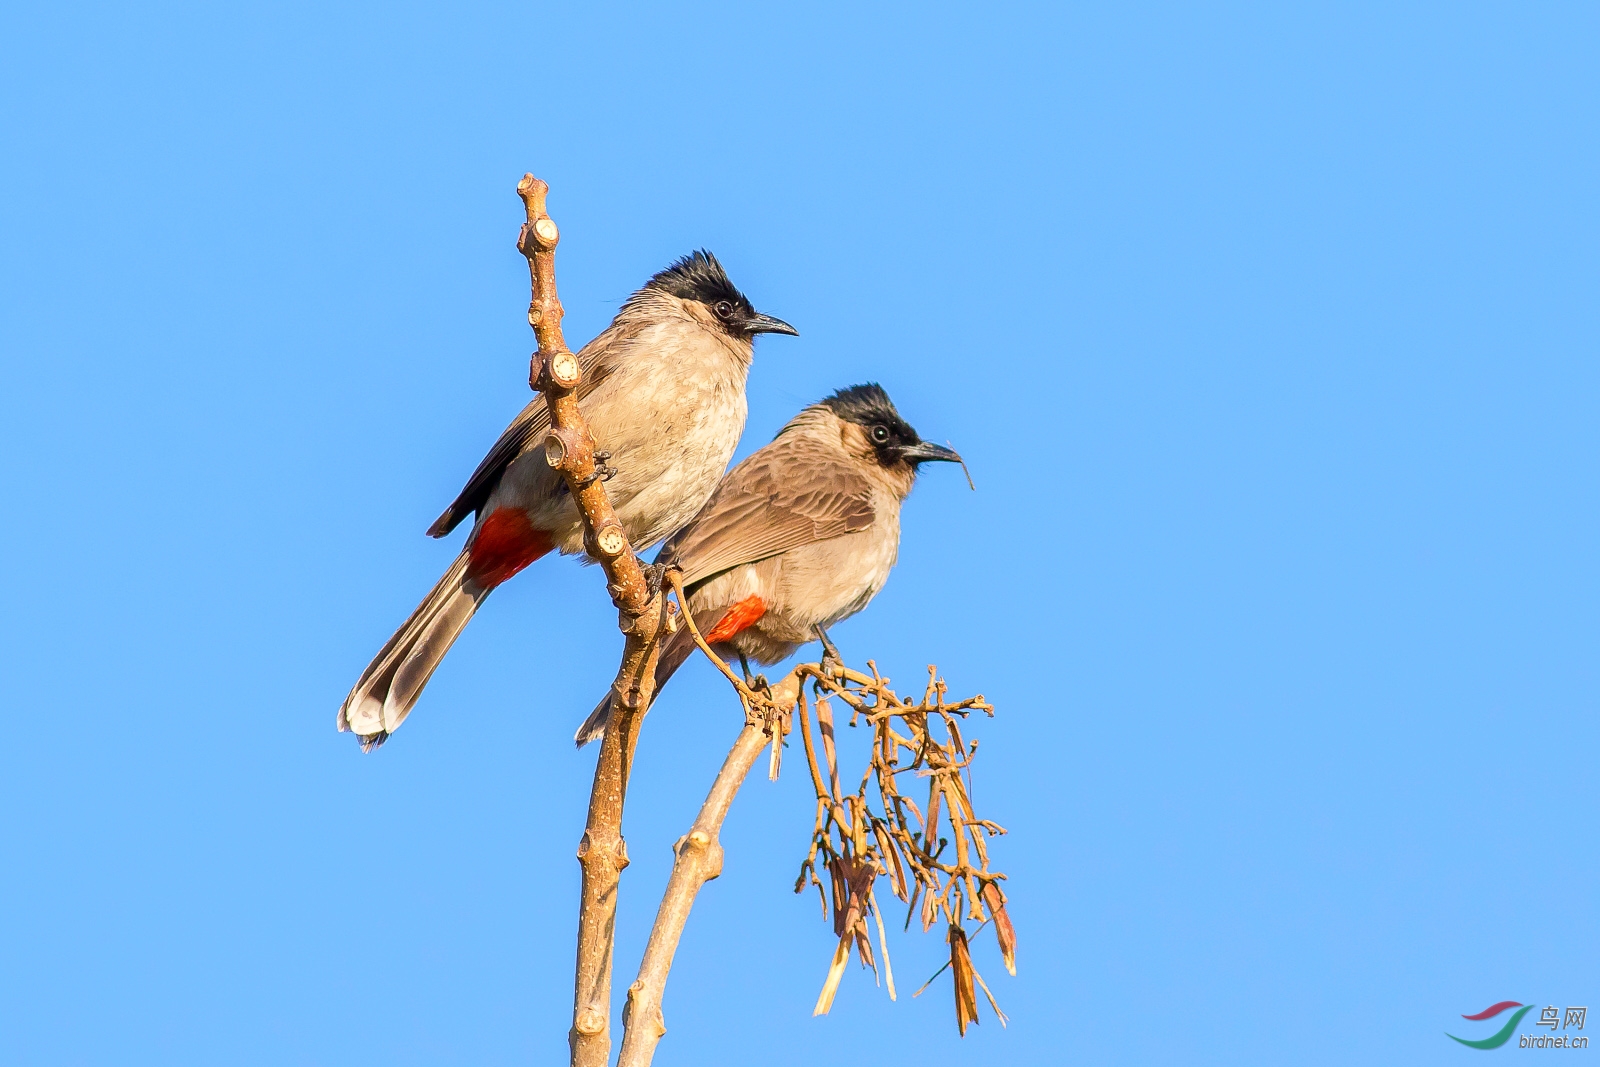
<box><xmin>947</xmin><ymin>718</ymin><xmax>967</xmax><ymax>760</ymax></box>
<box><xmin>816</xmin><ymin>697</ymin><xmax>840</xmax><ymax>799</ymax></box>
<box><xmin>812</xmin><ymin>932</ymin><xmax>852</xmax><ymax>1016</ymax></box>
<box><xmin>868</xmin><ymin>888</ymin><xmax>897</xmax><ymax>1000</ymax></box>
<box><xmin>949</xmin><ymin>924</ymin><xmax>980</xmax><ymax>1036</ymax></box>
<box><xmin>981</xmin><ymin>881</ymin><xmax>1017</xmax><ymax>977</ymax></box>
<box><xmin>903</xmin><ymin>877</ymin><xmax>923</xmax><ymax>932</ymax></box>
<box><xmin>850</xmin><ymin>797</ymin><xmax>868</xmax><ymax>857</ymax></box>
<box><xmin>828</xmin><ymin>858</ymin><xmax>848</xmax><ymax>935</ymax></box>
<box><xmin>924</xmin><ymin>783</ymin><xmax>943</xmax><ymax>854</ymax></box>
<box><xmin>920</xmin><ymin>885</ymin><xmax>939</xmax><ymax>932</ymax></box>
<box><xmin>872</xmin><ymin>821</ymin><xmax>908</xmax><ymax>901</ymax></box>
<box><xmin>897</xmin><ymin>793</ymin><xmax>925</xmax><ymax>832</ymax></box>
<box><xmin>853</xmin><ymin>922</ymin><xmax>874</xmax><ymax>970</ymax></box>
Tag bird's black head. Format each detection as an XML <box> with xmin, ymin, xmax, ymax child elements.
<box><xmin>646</xmin><ymin>250</ymin><xmax>798</xmax><ymax>339</ymax></box>
<box><xmin>820</xmin><ymin>383</ymin><xmax>963</xmax><ymax>470</ymax></box>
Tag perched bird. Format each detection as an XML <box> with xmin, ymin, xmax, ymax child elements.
<box><xmin>340</xmin><ymin>251</ymin><xmax>797</xmax><ymax>749</ymax></box>
<box><xmin>575</xmin><ymin>383</ymin><xmax>964</xmax><ymax>746</ymax></box>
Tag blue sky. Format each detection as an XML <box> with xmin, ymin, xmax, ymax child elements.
<box><xmin>1</xmin><ymin>2</ymin><xmax>1596</xmax><ymax>1064</ymax></box>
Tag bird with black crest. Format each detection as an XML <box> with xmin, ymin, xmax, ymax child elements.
<box><xmin>575</xmin><ymin>382</ymin><xmax>967</xmax><ymax>746</ymax></box>
<box><xmin>340</xmin><ymin>251</ymin><xmax>797</xmax><ymax>750</ymax></box>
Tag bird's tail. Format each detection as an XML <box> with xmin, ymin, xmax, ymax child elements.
<box><xmin>339</xmin><ymin>551</ymin><xmax>490</xmax><ymax>750</ymax></box>
<box><xmin>573</xmin><ymin>612</ymin><xmax>718</xmax><ymax>748</ymax></box>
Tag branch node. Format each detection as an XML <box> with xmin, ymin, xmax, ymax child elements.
<box><xmin>592</xmin><ymin>522</ymin><xmax>628</xmax><ymax>559</ymax></box>
<box><xmin>546</xmin><ymin>348</ymin><xmax>581</xmax><ymax>389</ymax></box>
<box><xmin>533</xmin><ymin>215</ymin><xmax>560</xmax><ymax>249</ymax></box>
<box><xmin>543</xmin><ymin>426</ymin><xmax>587</xmax><ymax>470</ymax></box>
<box><xmin>618</xmin><ymin>592</ymin><xmax>665</xmax><ymax>638</ymax></box>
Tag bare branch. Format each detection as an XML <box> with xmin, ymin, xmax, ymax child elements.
<box><xmin>513</xmin><ymin>174</ymin><xmax>671</xmax><ymax>1067</ymax></box>
<box><xmin>615</xmin><ymin>684</ymin><xmax>795</xmax><ymax>1067</ymax></box>
<box><xmin>516</xmin><ymin>175</ymin><xmax>653</xmax><ymax>615</ymax></box>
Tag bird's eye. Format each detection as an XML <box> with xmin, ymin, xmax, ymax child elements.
<box><xmin>714</xmin><ymin>300</ymin><xmax>735</xmax><ymax>319</ymax></box>
<box><xmin>871</xmin><ymin>424</ymin><xmax>890</xmax><ymax>443</ymax></box>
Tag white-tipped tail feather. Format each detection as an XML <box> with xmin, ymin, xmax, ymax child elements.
<box><xmin>572</xmin><ymin>697</ymin><xmax>612</xmax><ymax>749</ymax></box>
<box><xmin>338</xmin><ymin>552</ymin><xmax>489</xmax><ymax>750</ymax></box>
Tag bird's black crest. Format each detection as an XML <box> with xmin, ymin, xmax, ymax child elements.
<box><xmin>821</xmin><ymin>383</ymin><xmax>907</xmax><ymax>431</ymax></box>
<box><xmin>798</xmin><ymin>383</ymin><xmax>951</xmax><ymax>471</ymax></box>
<box><xmin>645</xmin><ymin>250</ymin><xmax>749</xmax><ymax>309</ymax></box>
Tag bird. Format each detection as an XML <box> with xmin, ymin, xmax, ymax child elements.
<box><xmin>574</xmin><ymin>382</ymin><xmax>965</xmax><ymax>746</ymax></box>
<box><xmin>339</xmin><ymin>251</ymin><xmax>797</xmax><ymax>750</ymax></box>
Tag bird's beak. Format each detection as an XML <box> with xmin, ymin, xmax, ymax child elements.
<box><xmin>900</xmin><ymin>441</ymin><xmax>963</xmax><ymax>465</ymax></box>
<box><xmin>746</xmin><ymin>312</ymin><xmax>798</xmax><ymax>336</ymax></box>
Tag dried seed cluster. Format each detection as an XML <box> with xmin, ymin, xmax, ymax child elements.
<box><xmin>666</xmin><ymin>573</ymin><xmax>1016</xmax><ymax>1036</ymax></box>
<box><xmin>789</xmin><ymin>661</ymin><xmax>1014</xmax><ymax>1034</ymax></box>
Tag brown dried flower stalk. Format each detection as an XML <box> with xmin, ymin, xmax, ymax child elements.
<box><xmin>787</xmin><ymin>659</ymin><xmax>1014</xmax><ymax>1033</ymax></box>
<box><xmin>610</xmin><ymin>575</ymin><xmax>1014</xmax><ymax>1062</ymax></box>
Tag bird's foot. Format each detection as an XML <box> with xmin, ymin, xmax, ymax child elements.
<box><xmin>640</xmin><ymin>560</ymin><xmax>666</xmax><ymax>599</ymax></box>
<box><xmin>816</xmin><ymin>625</ymin><xmax>844</xmax><ymax>676</ymax></box>
<box><xmin>574</xmin><ymin>452</ymin><xmax>618</xmax><ymax>490</ymax></box>
<box><xmin>737</xmin><ymin>653</ymin><xmax>768</xmax><ymax>691</ymax></box>
<box><xmin>609</xmin><ymin>561</ymin><xmax>666</xmax><ymax>614</ymax></box>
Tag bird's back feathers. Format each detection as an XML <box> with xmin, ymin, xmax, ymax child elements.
<box><xmin>662</xmin><ymin>426</ymin><xmax>878</xmax><ymax>589</ymax></box>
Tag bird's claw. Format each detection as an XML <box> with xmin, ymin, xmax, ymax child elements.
<box><xmin>574</xmin><ymin>452</ymin><xmax>618</xmax><ymax>490</ymax></box>
<box><xmin>609</xmin><ymin>562</ymin><xmax>665</xmax><ymax>614</ymax></box>
<box><xmin>641</xmin><ymin>560</ymin><xmax>666</xmax><ymax>600</ymax></box>
<box><xmin>816</xmin><ymin>625</ymin><xmax>844</xmax><ymax>676</ymax></box>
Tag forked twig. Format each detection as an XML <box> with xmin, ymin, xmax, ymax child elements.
<box><xmin>614</xmin><ymin>585</ymin><xmax>1013</xmax><ymax>1059</ymax></box>
<box><xmin>615</xmin><ymin>686</ymin><xmax>795</xmax><ymax>1067</ymax></box>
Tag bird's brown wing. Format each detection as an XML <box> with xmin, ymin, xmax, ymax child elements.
<box><xmin>664</xmin><ymin>435</ymin><xmax>877</xmax><ymax>588</ymax></box>
<box><xmin>426</xmin><ymin>335</ymin><xmax>618</xmax><ymax>538</ymax></box>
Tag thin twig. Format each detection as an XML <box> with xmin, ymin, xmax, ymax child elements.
<box><xmin>665</xmin><ymin>571</ymin><xmax>758</xmax><ymax>703</ymax></box>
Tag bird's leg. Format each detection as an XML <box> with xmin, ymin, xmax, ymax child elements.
<box><xmin>816</xmin><ymin>624</ymin><xmax>843</xmax><ymax>677</ymax></box>
<box><xmin>737</xmin><ymin>653</ymin><xmax>768</xmax><ymax>691</ymax></box>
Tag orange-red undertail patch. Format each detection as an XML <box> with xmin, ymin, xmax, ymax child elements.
<box><xmin>466</xmin><ymin>507</ymin><xmax>553</xmax><ymax>588</ymax></box>
<box><xmin>705</xmin><ymin>595</ymin><xmax>767</xmax><ymax>643</ymax></box>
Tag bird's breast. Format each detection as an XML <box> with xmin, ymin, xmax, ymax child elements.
<box><xmin>494</xmin><ymin>327</ymin><xmax>751</xmax><ymax>554</ymax></box>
